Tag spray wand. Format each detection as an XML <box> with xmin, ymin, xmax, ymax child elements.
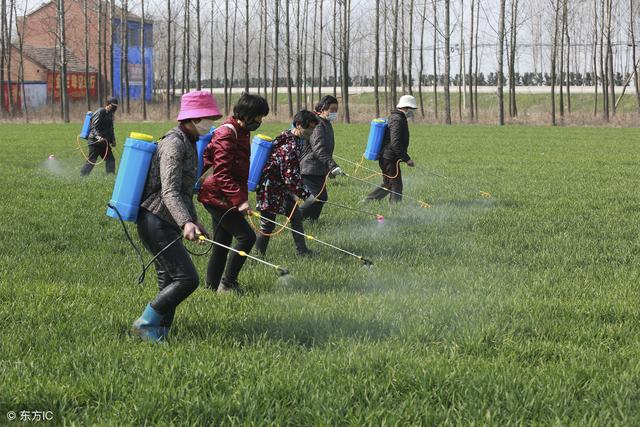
<box><xmin>341</xmin><ymin>172</ymin><xmax>433</xmax><ymax>209</ymax></box>
<box><xmin>318</xmin><ymin>199</ymin><xmax>385</xmax><ymax>223</ymax></box>
<box><xmin>250</xmin><ymin>211</ymin><xmax>373</xmax><ymax>266</ymax></box>
<box><xmin>197</xmin><ymin>234</ymin><xmax>290</xmax><ymax>276</ymax></box>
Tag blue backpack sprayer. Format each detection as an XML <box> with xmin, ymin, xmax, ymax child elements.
<box><xmin>106</xmin><ymin>129</ymin><xmax>289</xmax><ymax>283</ymax></box>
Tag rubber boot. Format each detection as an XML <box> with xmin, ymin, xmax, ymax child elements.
<box><xmin>255</xmin><ymin>235</ymin><xmax>270</xmax><ymax>255</ymax></box>
<box><xmin>131</xmin><ymin>303</ymin><xmax>166</xmax><ymax>343</ymax></box>
<box><xmin>158</xmin><ymin>308</ymin><xmax>175</xmax><ymax>341</ymax></box>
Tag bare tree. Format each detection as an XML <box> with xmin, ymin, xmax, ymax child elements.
<box><xmin>559</xmin><ymin>0</ymin><xmax>565</xmax><ymax>117</ymax></box>
<box><xmin>592</xmin><ymin>0</ymin><xmax>598</xmax><ymax>116</ymax></box>
<box><xmin>141</xmin><ymin>0</ymin><xmax>147</xmax><ymax>120</ymax></box>
<box><xmin>458</xmin><ymin>0</ymin><xmax>464</xmax><ymax>121</ymax></box>
<box><xmin>391</xmin><ymin>0</ymin><xmax>399</xmax><ymax>105</ymax></box>
<box><xmin>508</xmin><ymin>0</ymin><xmax>518</xmax><ymax>117</ymax></box>
<box><xmin>317</xmin><ymin>0</ymin><xmax>323</xmax><ymax>102</ymax></box>
<box><xmin>272</xmin><ymin>0</ymin><xmax>279</xmax><ymax>114</ymax></box>
<box><xmin>84</xmin><ymin>0</ymin><xmax>91</xmax><ymax>110</ymax></box>
<box><xmin>58</xmin><ymin>0</ymin><xmax>69</xmax><ymax>122</ymax></box>
<box><xmin>606</xmin><ymin>0</ymin><xmax>614</xmax><ymax>115</ymax></box>
<box><xmin>374</xmin><ymin>0</ymin><xmax>380</xmax><ymax>116</ymax></box>
<box><xmin>474</xmin><ymin>0</ymin><xmax>480</xmax><ymax>118</ymax></box>
<box><xmin>166</xmin><ymin>0</ymin><xmax>171</xmax><ymax>119</ymax></box>
<box><xmin>0</xmin><ymin>0</ymin><xmax>5</xmax><ymax>118</ymax></box>
<box><xmin>564</xmin><ymin>0</ymin><xmax>570</xmax><ymax>113</ymax></box>
<box><xmin>295</xmin><ymin>0</ymin><xmax>302</xmax><ymax>110</ymax></box>
<box><xmin>303</xmin><ymin>0</ymin><xmax>310</xmax><ymax>107</ymax></box>
<box><xmin>196</xmin><ymin>0</ymin><xmax>201</xmax><ymax>90</ymax></box>
<box><xmin>97</xmin><ymin>0</ymin><xmax>103</xmax><ymax>105</ymax></box>
<box><xmin>444</xmin><ymin>0</ymin><xmax>451</xmax><ymax>124</ymax></box>
<box><xmin>229</xmin><ymin>1</ymin><xmax>238</xmax><ymax>98</ymax></box>
<box><xmin>384</xmin><ymin>0</ymin><xmax>389</xmax><ymax>111</ymax></box>
<box><xmin>497</xmin><ymin>0</ymin><xmax>506</xmax><ymax>125</ymax></box>
<box><xmin>244</xmin><ymin>0</ymin><xmax>249</xmax><ymax>92</ymax></box>
<box><xmin>433</xmin><ymin>0</ymin><xmax>439</xmax><ymax>119</ymax></box>
<box><xmin>123</xmin><ymin>0</ymin><xmax>130</xmax><ymax>113</ymax></box>
<box><xmin>332</xmin><ymin>0</ymin><xmax>337</xmax><ymax>97</ymax></box>
<box><xmin>224</xmin><ymin>0</ymin><xmax>229</xmax><ymax>113</ymax></box>
<box><xmin>468</xmin><ymin>0</ymin><xmax>475</xmax><ymax>120</ymax></box>
<box><xmin>286</xmin><ymin>0</ymin><xmax>293</xmax><ymax>117</ymax></box>
<box><xmin>408</xmin><ymin>0</ymin><xmax>414</xmax><ymax>95</ymax></box>
<box><xmin>15</xmin><ymin>0</ymin><xmax>28</xmax><ymax>121</ymax></box>
<box><xmin>551</xmin><ymin>0</ymin><xmax>561</xmax><ymax>126</ymax></box>
<box><xmin>311</xmin><ymin>0</ymin><xmax>318</xmax><ymax>107</ymax></box>
<box><xmin>5</xmin><ymin>0</ymin><xmax>14</xmax><ymax>116</ymax></box>
<box><xmin>417</xmin><ymin>0</ymin><xmax>426</xmax><ymax>117</ymax></box>
<box><xmin>401</xmin><ymin>0</ymin><xmax>405</xmax><ymax>92</ymax></box>
<box><xmin>263</xmin><ymin>0</ymin><xmax>268</xmax><ymax>98</ymax></box>
<box><xmin>109</xmin><ymin>0</ymin><xmax>115</xmax><ymax>98</ymax></box>
<box><xmin>258</xmin><ymin>0</ymin><xmax>264</xmax><ymax>96</ymax></box>
<box><xmin>632</xmin><ymin>0</ymin><xmax>640</xmax><ymax>111</ymax></box>
<box><xmin>600</xmin><ymin>0</ymin><xmax>608</xmax><ymax>119</ymax></box>
<box><xmin>341</xmin><ymin>0</ymin><xmax>351</xmax><ymax>122</ymax></box>
<box><xmin>210</xmin><ymin>1</ymin><xmax>215</xmax><ymax>94</ymax></box>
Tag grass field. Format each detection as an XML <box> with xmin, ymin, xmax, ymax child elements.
<box><xmin>1</xmin><ymin>121</ymin><xmax>640</xmax><ymax>424</ymax></box>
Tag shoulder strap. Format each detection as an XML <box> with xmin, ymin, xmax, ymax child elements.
<box><xmin>221</xmin><ymin>123</ymin><xmax>237</xmax><ymax>139</ymax></box>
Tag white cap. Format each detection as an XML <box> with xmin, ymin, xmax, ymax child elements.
<box><xmin>397</xmin><ymin>95</ymin><xmax>417</xmax><ymax>110</ymax></box>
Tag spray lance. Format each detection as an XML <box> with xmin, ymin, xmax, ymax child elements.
<box><xmin>334</xmin><ymin>154</ymin><xmax>492</xmax><ymax>199</ymax></box>
<box><xmin>250</xmin><ymin>211</ymin><xmax>373</xmax><ymax>266</ymax></box>
<box><xmin>338</xmin><ymin>171</ymin><xmax>433</xmax><ymax>209</ymax></box>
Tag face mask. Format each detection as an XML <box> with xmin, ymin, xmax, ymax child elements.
<box><xmin>327</xmin><ymin>112</ymin><xmax>338</xmax><ymax>122</ymax></box>
<box><xmin>194</xmin><ymin>119</ymin><xmax>214</xmax><ymax>136</ymax></box>
<box><xmin>245</xmin><ymin>120</ymin><xmax>261</xmax><ymax>132</ymax></box>
<box><xmin>405</xmin><ymin>110</ymin><xmax>415</xmax><ymax>119</ymax></box>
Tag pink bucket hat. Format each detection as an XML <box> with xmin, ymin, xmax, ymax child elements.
<box><xmin>177</xmin><ymin>90</ymin><xmax>222</xmax><ymax>121</ymax></box>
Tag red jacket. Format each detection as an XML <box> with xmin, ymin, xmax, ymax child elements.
<box><xmin>198</xmin><ymin>117</ymin><xmax>250</xmax><ymax>209</ymax></box>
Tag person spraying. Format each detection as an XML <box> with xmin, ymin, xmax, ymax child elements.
<box><xmin>198</xmin><ymin>93</ymin><xmax>270</xmax><ymax>294</ymax></box>
<box><xmin>254</xmin><ymin>110</ymin><xmax>319</xmax><ymax>257</ymax></box>
<box><xmin>131</xmin><ymin>90</ymin><xmax>222</xmax><ymax>343</ymax></box>
<box><xmin>365</xmin><ymin>95</ymin><xmax>416</xmax><ymax>203</ymax></box>
<box><xmin>80</xmin><ymin>97</ymin><xmax>118</xmax><ymax>176</ymax></box>
<box><xmin>299</xmin><ymin>95</ymin><xmax>343</xmax><ymax>221</ymax></box>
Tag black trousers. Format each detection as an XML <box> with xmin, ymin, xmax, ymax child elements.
<box><xmin>300</xmin><ymin>174</ymin><xmax>328</xmax><ymax>220</ymax></box>
<box><xmin>204</xmin><ymin>205</ymin><xmax>257</xmax><ymax>288</ymax></box>
<box><xmin>136</xmin><ymin>209</ymin><xmax>199</xmax><ymax>324</ymax></box>
<box><xmin>80</xmin><ymin>141</ymin><xmax>115</xmax><ymax>175</ymax></box>
<box><xmin>255</xmin><ymin>198</ymin><xmax>308</xmax><ymax>255</ymax></box>
<box><xmin>366</xmin><ymin>158</ymin><xmax>403</xmax><ymax>203</ymax></box>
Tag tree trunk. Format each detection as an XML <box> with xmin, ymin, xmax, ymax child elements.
<box><xmin>632</xmin><ymin>0</ymin><xmax>640</xmax><ymax>111</ymax></box>
<box><xmin>123</xmin><ymin>0</ymin><xmax>129</xmax><ymax>113</ymax></box>
<box><xmin>565</xmin><ymin>0</ymin><xmax>570</xmax><ymax>114</ymax></box>
<box><xmin>272</xmin><ymin>0</ymin><xmax>279</xmax><ymax>115</ymax></box>
<box><xmin>332</xmin><ymin>0</ymin><xmax>337</xmax><ymax>97</ymax></box>
<box><xmin>391</xmin><ymin>0</ymin><xmax>399</xmax><ymax>105</ymax></box>
<box><xmin>196</xmin><ymin>0</ymin><xmax>201</xmax><ymax>90</ymax></box>
<box><xmin>244</xmin><ymin>0</ymin><xmax>249</xmax><ymax>92</ymax></box>
<box><xmin>433</xmin><ymin>0</ymin><xmax>438</xmax><ymax>119</ymax></box>
<box><xmin>58</xmin><ymin>0</ymin><xmax>69</xmax><ymax>122</ymax></box>
<box><xmin>600</xmin><ymin>0</ymin><xmax>608</xmax><ymax>119</ymax></box>
<box><xmin>468</xmin><ymin>0</ymin><xmax>475</xmax><ymax>120</ymax></box>
<box><xmin>551</xmin><ymin>0</ymin><xmax>561</xmax><ymax>126</ymax></box>
<box><xmin>559</xmin><ymin>0</ymin><xmax>565</xmax><ymax>117</ymax></box>
<box><xmin>474</xmin><ymin>0</ymin><xmax>480</xmax><ymax>118</ymax></box>
<box><xmin>303</xmin><ymin>0</ymin><xmax>310</xmax><ymax>107</ymax></box>
<box><xmin>98</xmin><ymin>0</ymin><xmax>104</xmax><ymax>105</ymax></box>
<box><xmin>408</xmin><ymin>0</ymin><xmax>414</xmax><ymax>95</ymax></box>
<box><xmin>509</xmin><ymin>0</ymin><xmax>518</xmax><ymax>117</ymax></box>
<box><xmin>141</xmin><ymin>0</ymin><xmax>147</xmax><ymax>120</ymax></box>
<box><xmin>444</xmin><ymin>0</ymin><xmax>452</xmax><ymax>124</ymax></box>
<box><xmin>0</xmin><ymin>0</ymin><xmax>5</xmax><ymax>118</ymax></box>
<box><xmin>5</xmin><ymin>0</ymin><xmax>14</xmax><ymax>116</ymax></box>
<box><xmin>109</xmin><ymin>0</ymin><xmax>114</xmax><ymax>97</ymax></box>
<box><xmin>375</xmin><ymin>0</ymin><xmax>380</xmax><ymax>116</ymax></box>
<box><xmin>384</xmin><ymin>0</ymin><xmax>389</xmax><ymax>111</ymax></box>
<box><xmin>458</xmin><ymin>0</ymin><xmax>464</xmax><ymax>121</ymax></box>
<box><xmin>311</xmin><ymin>0</ymin><xmax>318</xmax><ymax>107</ymax></box>
<box><xmin>16</xmin><ymin>0</ymin><xmax>28</xmax><ymax>120</ymax></box>
<box><xmin>341</xmin><ymin>0</ymin><xmax>351</xmax><ymax>122</ymax></box>
<box><xmin>210</xmin><ymin>1</ymin><xmax>214</xmax><ymax>93</ymax></box>
<box><xmin>418</xmin><ymin>0</ymin><xmax>426</xmax><ymax>117</ymax></box>
<box><xmin>593</xmin><ymin>0</ymin><xmax>598</xmax><ymax>116</ymax></box>
<box><xmin>606</xmin><ymin>0</ymin><xmax>614</xmax><ymax>115</ymax></box>
<box><xmin>286</xmin><ymin>0</ymin><xmax>293</xmax><ymax>117</ymax></box>
<box><xmin>224</xmin><ymin>0</ymin><xmax>229</xmax><ymax>113</ymax></box>
<box><xmin>91</xmin><ymin>0</ymin><xmax>97</xmax><ymax>111</ymax></box>
<box><xmin>230</xmin><ymin>1</ymin><xmax>238</xmax><ymax>99</ymax></box>
<box><xmin>263</xmin><ymin>0</ymin><xmax>268</xmax><ymax>98</ymax></box>
<box><xmin>258</xmin><ymin>0</ymin><xmax>263</xmax><ymax>96</ymax></box>
<box><xmin>166</xmin><ymin>0</ymin><xmax>171</xmax><ymax>120</ymax></box>
<box><xmin>401</xmin><ymin>0</ymin><xmax>406</xmax><ymax>93</ymax></box>
<box><xmin>318</xmin><ymin>0</ymin><xmax>323</xmax><ymax>102</ymax></box>
<box><xmin>295</xmin><ymin>0</ymin><xmax>302</xmax><ymax>110</ymax></box>
<box><xmin>497</xmin><ymin>0</ymin><xmax>506</xmax><ymax>125</ymax></box>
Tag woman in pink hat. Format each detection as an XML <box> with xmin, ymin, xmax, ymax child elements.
<box><xmin>131</xmin><ymin>90</ymin><xmax>222</xmax><ymax>343</ymax></box>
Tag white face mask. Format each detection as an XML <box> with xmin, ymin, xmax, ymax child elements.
<box><xmin>194</xmin><ymin>119</ymin><xmax>214</xmax><ymax>136</ymax></box>
<box><xmin>327</xmin><ymin>112</ymin><xmax>338</xmax><ymax>123</ymax></box>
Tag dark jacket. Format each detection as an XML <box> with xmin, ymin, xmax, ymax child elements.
<box><xmin>381</xmin><ymin>109</ymin><xmax>411</xmax><ymax>162</ymax></box>
<box><xmin>198</xmin><ymin>117</ymin><xmax>250</xmax><ymax>210</ymax></box>
<box><xmin>300</xmin><ymin>116</ymin><xmax>338</xmax><ymax>176</ymax></box>
<box><xmin>88</xmin><ymin>107</ymin><xmax>115</xmax><ymax>144</ymax></box>
<box><xmin>256</xmin><ymin>130</ymin><xmax>311</xmax><ymax>215</ymax></box>
<box><xmin>140</xmin><ymin>125</ymin><xmax>199</xmax><ymax>228</ymax></box>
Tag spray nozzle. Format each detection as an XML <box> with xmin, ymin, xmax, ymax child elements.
<box><xmin>277</xmin><ymin>267</ymin><xmax>290</xmax><ymax>276</ymax></box>
<box><xmin>360</xmin><ymin>257</ymin><xmax>373</xmax><ymax>266</ymax></box>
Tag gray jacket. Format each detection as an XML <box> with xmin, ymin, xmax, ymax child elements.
<box><xmin>140</xmin><ymin>126</ymin><xmax>198</xmax><ymax>228</ymax></box>
<box><xmin>300</xmin><ymin>117</ymin><xmax>338</xmax><ymax>176</ymax></box>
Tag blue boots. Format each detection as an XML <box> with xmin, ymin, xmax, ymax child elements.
<box><xmin>131</xmin><ymin>303</ymin><xmax>170</xmax><ymax>343</ymax></box>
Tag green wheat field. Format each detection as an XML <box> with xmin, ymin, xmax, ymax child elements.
<box><xmin>1</xmin><ymin>120</ymin><xmax>639</xmax><ymax>425</ymax></box>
